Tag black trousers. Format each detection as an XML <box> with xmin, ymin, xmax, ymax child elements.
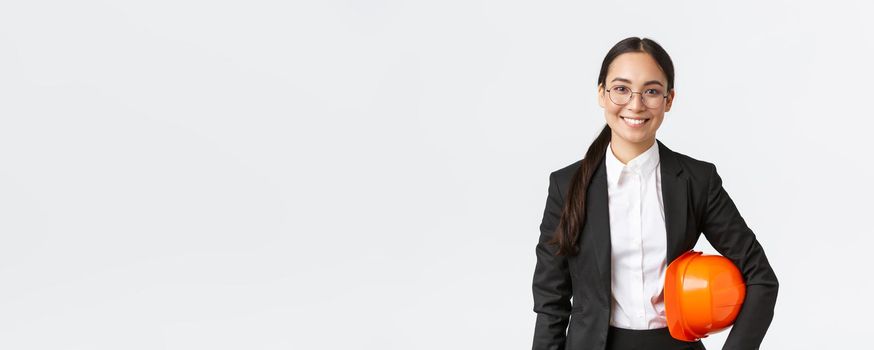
<box><xmin>606</xmin><ymin>326</ymin><xmax>706</xmax><ymax>350</ymax></box>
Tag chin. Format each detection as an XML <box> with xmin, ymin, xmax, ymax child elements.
<box><xmin>616</xmin><ymin>131</ymin><xmax>654</xmax><ymax>144</ymax></box>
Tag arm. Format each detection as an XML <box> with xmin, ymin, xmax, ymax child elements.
<box><xmin>701</xmin><ymin>164</ymin><xmax>779</xmax><ymax>350</ymax></box>
<box><xmin>532</xmin><ymin>172</ymin><xmax>573</xmax><ymax>350</ymax></box>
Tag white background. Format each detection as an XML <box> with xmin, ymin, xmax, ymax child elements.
<box><xmin>1</xmin><ymin>1</ymin><xmax>872</xmax><ymax>349</ymax></box>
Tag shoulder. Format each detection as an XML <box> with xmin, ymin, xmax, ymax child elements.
<box><xmin>662</xmin><ymin>144</ymin><xmax>721</xmax><ymax>187</ymax></box>
<box><xmin>541</xmin><ymin>159</ymin><xmax>582</xmax><ymax>200</ymax></box>
<box><xmin>670</xmin><ymin>148</ymin><xmax>716</xmax><ymax>179</ymax></box>
<box><xmin>551</xmin><ymin>158</ymin><xmax>584</xmax><ymax>180</ymax></box>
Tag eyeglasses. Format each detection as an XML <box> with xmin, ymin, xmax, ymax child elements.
<box><xmin>605</xmin><ymin>85</ymin><xmax>668</xmax><ymax>109</ymax></box>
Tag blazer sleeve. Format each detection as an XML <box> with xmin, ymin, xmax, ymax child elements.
<box><xmin>701</xmin><ymin>163</ymin><xmax>779</xmax><ymax>350</ymax></box>
<box><xmin>531</xmin><ymin>171</ymin><xmax>573</xmax><ymax>350</ymax></box>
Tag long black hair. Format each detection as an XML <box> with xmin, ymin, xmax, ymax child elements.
<box><xmin>547</xmin><ymin>37</ymin><xmax>675</xmax><ymax>256</ymax></box>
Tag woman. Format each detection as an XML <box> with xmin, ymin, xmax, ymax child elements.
<box><xmin>531</xmin><ymin>37</ymin><xmax>778</xmax><ymax>350</ymax></box>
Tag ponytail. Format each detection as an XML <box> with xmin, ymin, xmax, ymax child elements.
<box><xmin>547</xmin><ymin>124</ymin><xmax>611</xmax><ymax>256</ymax></box>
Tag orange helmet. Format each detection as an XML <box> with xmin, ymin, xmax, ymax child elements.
<box><xmin>664</xmin><ymin>250</ymin><xmax>746</xmax><ymax>342</ymax></box>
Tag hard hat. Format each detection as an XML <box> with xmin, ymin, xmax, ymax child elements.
<box><xmin>664</xmin><ymin>250</ymin><xmax>746</xmax><ymax>342</ymax></box>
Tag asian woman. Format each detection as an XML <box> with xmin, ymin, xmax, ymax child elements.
<box><xmin>531</xmin><ymin>37</ymin><xmax>779</xmax><ymax>350</ymax></box>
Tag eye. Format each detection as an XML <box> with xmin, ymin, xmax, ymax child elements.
<box><xmin>644</xmin><ymin>88</ymin><xmax>663</xmax><ymax>96</ymax></box>
<box><xmin>612</xmin><ymin>86</ymin><xmax>629</xmax><ymax>93</ymax></box>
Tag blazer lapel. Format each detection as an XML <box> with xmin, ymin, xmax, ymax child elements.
<box><xmin>584</xmin><ymin>139</ymin><xmax>688</xmax><ymax>301</ymax></box>
<box><xmin>658</xmin><ymin>139</ymin><xmax>688</xmax><ymax>263</ymax></box>
<box><xmin>586</xmin><ymin>156</ymin><xmax>611</xmax><ymax>297</ymax></box>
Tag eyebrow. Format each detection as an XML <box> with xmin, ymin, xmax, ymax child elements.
<box><xmin>610</xmin><ymin>77</ymin><xmax>664</xmax><ymax>87</ymax></box>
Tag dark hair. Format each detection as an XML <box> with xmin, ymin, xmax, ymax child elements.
<box><xmin>547</xmin><ymin>37</ymin><xmax>675</xmax><ymax>256</ymax></box>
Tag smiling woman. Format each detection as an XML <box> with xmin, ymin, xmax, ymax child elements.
<box><xmin>531</xmin><ymin>37</ymin><xmax>779</xmax><ymax>350</ymax></box>
<box><xmin>598</xmin><ymin>50</ymin><xmax>674</xmax><ymax>163</ymax></box>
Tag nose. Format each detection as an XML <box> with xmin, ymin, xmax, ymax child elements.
<box><xmin>626</xmin><ymin>92</ymin><xmax>647</xmax><ymax>111</ymax></box>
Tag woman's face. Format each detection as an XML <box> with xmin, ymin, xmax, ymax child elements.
<box><xmin>598</xmin><ymin>52</ymin><xmax>675</xmax><ymax>147</ymax></box>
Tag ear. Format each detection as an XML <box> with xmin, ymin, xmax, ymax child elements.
<box><xmin>664</xmin><ymin>89</ymin><xmax>676</xmax><ymax>112</ymax></box>
<box><xmin>598</xmin><ymin>84</ymin><xmax>606</xmax><ymax>108</ymax></box>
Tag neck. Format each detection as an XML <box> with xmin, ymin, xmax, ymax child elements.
<box><xmin>609</xmin><ymin>134</ymin><xmax>655</xmax><ymax>165</ymax></box>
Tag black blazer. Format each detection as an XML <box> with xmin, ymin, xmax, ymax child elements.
<box><xmin>532</xmin><ymin>139</ymin><xmax>779</xmax><ymax>350</ymax></box>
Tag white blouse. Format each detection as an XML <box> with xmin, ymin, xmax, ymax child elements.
<box><xmin>604</xmin><ymin>140</ymin><xmax>669</xmax><ymax>330</ymax></box>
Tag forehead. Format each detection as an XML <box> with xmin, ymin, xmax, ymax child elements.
<box><xmin>606</xmin><ymin>52</ymin><xmax>667</xmax><ymax>86</ymax></box>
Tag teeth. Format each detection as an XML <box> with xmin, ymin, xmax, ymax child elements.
<box><xmin>623</xmin><ymin>117</ymin><xmax>646</xmax><ymax>125</ymax></box>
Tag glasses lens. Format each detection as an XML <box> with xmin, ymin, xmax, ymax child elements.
<box><xmin>609</xmin><ymin>88</ymin><xmax>631</xmax><ymax>105</ymax></box>
<box><xmin>642</xmin><ymin>88</ymin><xmax>665</xmax><ymax>108</ymax></box>
<box><xmin>643</xmin><ymin>94</ymin><xmax>665</xmax><ymax>108</ymax></box>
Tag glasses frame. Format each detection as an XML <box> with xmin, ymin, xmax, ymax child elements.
<box><xmin>605</xmin><ymin>86</ymin><xmax>669</xmax><ymax>109</ymax></box>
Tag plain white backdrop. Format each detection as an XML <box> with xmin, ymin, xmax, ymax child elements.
<box><xmin>1</xmin><ymin>0</ymin><xmax>872</xmax><ymax>349</ymax></box>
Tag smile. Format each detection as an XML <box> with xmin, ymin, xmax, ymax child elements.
<box><xmin>621</xmin><ymin>116</ymin><xmax>650</xmax><ymax>128</ymax></box>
